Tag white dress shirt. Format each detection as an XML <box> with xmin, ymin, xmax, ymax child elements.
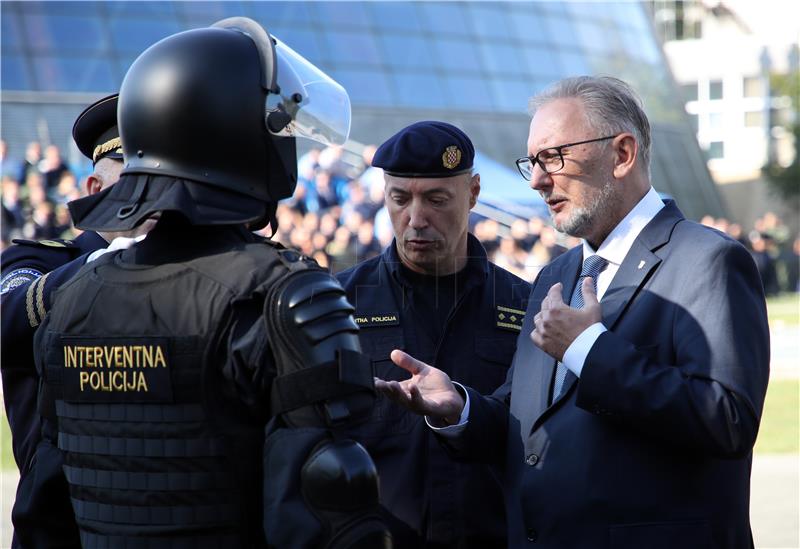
<box><xmin>431</xmin><ymin>186</ymin><xmax>665</xmax><ymax>435</ymax></box>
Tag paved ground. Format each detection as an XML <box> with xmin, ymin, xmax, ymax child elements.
<box><xmin>752</xmin><ymin>454</ymin><xmax>800</xmax><ymax>548</ymax></box>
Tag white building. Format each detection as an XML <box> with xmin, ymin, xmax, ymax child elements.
<box><xmin>650</xmin><ymin>0</ymin><xmax>799</xmax><ymax>227</ymax></box>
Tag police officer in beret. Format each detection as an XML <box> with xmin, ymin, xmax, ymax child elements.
<box><xmin>0</xmin><ymin>92</ymin><xmax>156</xmax><ymax>548</ymax></box>
<box><xmin>336</xmin><ymin>121</ymin><xmax>530</xmax><ymax>548</ymax></box>
<box><xmin>34</xmin><ymin>17</ymin><xmax>389</xmax><ymax>547</ymax></box>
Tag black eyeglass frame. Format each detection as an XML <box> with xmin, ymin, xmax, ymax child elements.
<box><xmin>515</xmin><ymin>134</ymin><xmax>619</xmax><ymax>180</ymax></box>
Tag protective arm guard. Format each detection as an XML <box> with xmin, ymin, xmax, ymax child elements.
<box><xmin>262</xmin><ymin>265</ymin><xmax>391</xmax><ymax>548</ymax></box>
<box><xmin>266</xmin><ymin>266</ymin><xmax>374</xmax><ymax>427</ymax></box>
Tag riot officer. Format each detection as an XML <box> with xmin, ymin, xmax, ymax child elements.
<box><xmin>336</xmin><ymin>121</ymin><xmax>531</xmax><ymax>548</ymax></box>
<box><xmin>1</xmin><ymin>93</ymin><xmax>148</xmax><ymax>548</ymax></box>
<box><xmin>34</xmin><ymin>17</ymin><xmax>389</xmax><ymax>548</ymax></box>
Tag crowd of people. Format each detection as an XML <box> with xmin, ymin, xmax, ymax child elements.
<box><xmin>2</xmin><ymin>137</ymin><xmax>797</xmax><ymax>293</ymax></box>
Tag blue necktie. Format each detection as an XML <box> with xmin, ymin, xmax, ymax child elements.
<box><xmin>551</xmin><ymin>254</ymin><xmax>607</xmax><ymax>403</ymax></box>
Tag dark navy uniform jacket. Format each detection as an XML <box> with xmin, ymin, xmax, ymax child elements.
<box><xmin>336</xmin><ymin>234</ymin><xmax>530</xmax><ymax>549</ymax></box>
<box><xmin>1</xmin><ymin>230</ymin><xmax>106</xmax><ymax>548</ymax></box>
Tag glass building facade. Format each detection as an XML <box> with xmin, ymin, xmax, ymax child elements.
<box><xmin>1</xmin><ymin>1</ymin><xmax>725</xmax><ymax>219</ymax></box>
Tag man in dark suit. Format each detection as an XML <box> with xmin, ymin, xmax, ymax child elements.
<box><xmin>376</xmin><ymin>76</ymin><xmax>769</xmax><ymax>549</ymax></box>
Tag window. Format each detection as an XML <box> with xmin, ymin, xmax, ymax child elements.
<box><xmin>32</xmin><ymin>55</ymin><xmax>116</xmax><ymax>92</ymax></box>
<box><xmin>391</xmin><ymin>70</ymin><xmax>445</xmax><ymax>109</ymax></box>
<box><xmin>379</xmin><ymin>34</ymin><xmax>434</xmax><ymax>70</ymax></box>
<box><xmin>433</xmin><ymin>39</ymin><xmax>483</xmax><ymax>75</ymax></box>
<box><xmin>330</xmin><ymin>68</ymin><xmax>394</xmax><ymax>106</ymax></box>
<box><xmin>479</xmin><ymin>42</ymin><xmax>524</xmax><ymax>76</ymax></box>
<box><xmin>681</xmin><ymin>82</ymin><xmax>698</xmax><ymax>102</ymax></box>
<box><xmin>419</xmin><ymin>3</ymin><xmax>468</xmax><ymax>35</ymax></box>
<box><xmin>369</xmin><ymin>3</ymin><xmax>422</xmax><ymax>32</ymax></box>
<box><xmin>708</xmin><ymin>112</ymin><xmax>724</xmax><ymax>131</ymax></box>
<box><xmin>1</xmin><ymin>54</ymin><xmax>32</xmax><ymax>90</ymax></box>
<box><xmin>442</xmin><ymin>74</ymin><xmax>494</xmax><ymax>111</ymax></box>
<box><xmin>314</xmin><ymin>3</ymin><xmax>371</xmax><ymax>28</ymax></box>
<box><xmin>709</xmin><ymin>80</ymin><xmax>723</xmax><ymax>100</ymax></box>
<box><xmin>707</xmin><ymin>141</ymin><xmax>724</xmax><ymax>159</ymax></box>
<box><xmin>743</xmin><ymin>76</ymin><xmax>764</xmax><ymax>98</ymax></box>
<box><xmin>468</xmin><ymin>4</ymin><xmax>511</xmax><ymax>40</ymax></box>
<box><xmin>109</xmin><ymin>19</ymin><xmax>181</xmax><ymax>54</ymax></box>
<box><xmin>321</xmin><ymin>30</ymin><xmax>381</xmax><ymax>66</ymax></box>
<box><xmin>744</xmin><ymin>111</ymin><xmax>764</xmax><ymax>127</ymax></box>
<box><xmin>23</xmin><ymin>14</ymin><xmax>108</xmax><ymax>54</ymax></box>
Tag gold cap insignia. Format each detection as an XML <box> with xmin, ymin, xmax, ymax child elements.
<box><xmin>442</xmin><ymin>145</ymin><xmax>462</xmax><ymax>170</ymax></box>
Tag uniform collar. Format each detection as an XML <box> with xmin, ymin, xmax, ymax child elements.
<box><xmin>384</xmin><ymin>232</ymin><xmax>489</xmax><ymax>288</ymax></box>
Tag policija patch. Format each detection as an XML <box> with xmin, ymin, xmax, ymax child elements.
<box><xmin>354</xmin><ymin>313</ymin><xmax>400</xmax><ymax>328</ymax></box>
<box><xmin>60</xmin><ymin>337</ymin><xmax>173</xmax><ymax>403</ymax></box>
<box><xmin>496</xmin><ymin>305</ymin><xmax>525</xmax><ymax>332</ymax></box>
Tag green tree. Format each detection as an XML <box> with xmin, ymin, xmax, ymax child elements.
<box><xmin>763</xmin><ymin>70</ymin><xmax>800</xmax><ymax>207</ymax></box>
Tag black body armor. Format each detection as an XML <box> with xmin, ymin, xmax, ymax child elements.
<box><xmin>36</xmin><ymin>229</ymin><xmax>389</xmax><ymax>548</ymax></box>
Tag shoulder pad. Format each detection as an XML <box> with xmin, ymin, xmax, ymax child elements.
<box><xmin>11</xmin><ymin>238</ymin><xmax>78</xmax><ymax>249</ymax></box>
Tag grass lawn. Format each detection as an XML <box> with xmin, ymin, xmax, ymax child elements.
<box><xmin>755</xmin><ymin>378</ymin><xmax>800</xmax><ymax>454</ymax></box>
<box><xmin>1</xmin><ymin>415</ymin><xmax>14</xmax><ymax>471</ymax></box>
<box><xmin>767</xmin><ymin>293</ymin><xmax>800</xmax><ymax>326</ymax></box>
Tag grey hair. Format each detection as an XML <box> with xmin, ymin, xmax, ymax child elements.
<box><xmin>528</xmin><ymin>76</ymin><xmax>651</xmax><ymax>176</ymax></box>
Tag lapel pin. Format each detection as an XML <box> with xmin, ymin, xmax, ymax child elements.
<box><xmin>637</xmin><ymin>260</ymin><xmax>646</xmax><ymax>269</ymax></box>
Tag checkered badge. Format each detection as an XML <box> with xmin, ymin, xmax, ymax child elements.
<box><xmin>442</xmin><ymin>145</ymin><xmax>462</xmax><ymax>170</ymax></box>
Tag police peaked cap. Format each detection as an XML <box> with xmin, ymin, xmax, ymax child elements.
<box><xmin>373</xmin><ymin>120</ymin><xmax>474</xmax><ymax>178</ymax></box>
<box><xmin>72</xmin><ymin>93</ymin><xmax>123</xmax><ymax>165</ymax></box>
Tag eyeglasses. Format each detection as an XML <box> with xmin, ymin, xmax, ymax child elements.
<box><xmin>515</xmin><ymin>135</ymin><xmax>618</xmax><ymax>180</ymax></box>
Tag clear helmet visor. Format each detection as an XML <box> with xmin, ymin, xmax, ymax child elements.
<box><xmin>267</xmin><ymin>38</ymin><xmax>351</xmax><ymax>146</ymax></box>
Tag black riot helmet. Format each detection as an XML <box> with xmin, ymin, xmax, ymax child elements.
<box><xmin>68</xmin><ymin>17</ymin><xmax>350</xmax><ymax>232</ymax></box>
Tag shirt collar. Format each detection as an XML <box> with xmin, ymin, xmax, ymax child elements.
<box><xmin>582</xmin><ymin>186</ymin><xmax>665</xmax><ymax>265</ymax></box>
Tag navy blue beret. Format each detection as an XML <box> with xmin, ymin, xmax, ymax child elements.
<box><xmin>72</xmin><ymin>93</ymin><xmax>123</xmax><ymax>165</ymax></box>
<box><xmin>373</xmin><ymin>121</ymin><xmax>474</xmax><ymax>178</ymax></box>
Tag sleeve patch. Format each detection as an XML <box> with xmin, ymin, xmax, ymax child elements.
<box><xmin>1</xmin><ymin>268</ymin><xmax>43</xmax><ymax>295</ymax></box>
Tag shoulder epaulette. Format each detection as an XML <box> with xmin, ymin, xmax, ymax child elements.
<box><xmin>11</xmin><ymin>238</ymin><xmax>78</xmax><ymax>249</ymax></box>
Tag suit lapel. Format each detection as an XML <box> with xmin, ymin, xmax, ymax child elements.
<box><xmin>517</xmin><ymin>248</ymin><xmax>581</xmax><ymax>433</ymax></box>
<box><xmin>601</xmin><ymin>201</ymin><xmax>683</xmax><ymax>330</ymax></box>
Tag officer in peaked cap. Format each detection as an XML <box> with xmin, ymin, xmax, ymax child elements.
<box><xmin>336</xmin><ymin>121</ymin><xmax>530</xmax><ymax>548</ymax></box>
<box><xmin>0</xmin><ymin>92</ymin><xmax>154</xmax><ymax>548</ymax></box>
<box><xmin>33</xmin><ymin>17</ymin><xmax>390</xmax><ymax>548</ymax></box>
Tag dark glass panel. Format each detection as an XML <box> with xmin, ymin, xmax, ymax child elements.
<box><xmin>320</xmin><ymin>30</ymin><xmax>381</xmax><ymax>66</ymax></box>
<box><xmin>105</xmin><ymin>2</ymin><xmax>176</xmax><ymax>16</ymax></box>
<box><xmin>489</xmin><ymin>77</ymin><xmax>534</xmax><ymax>113</ymax></box>
<box><xmin>369</xmin><ymin>2</ymin><xmax>422</xmax><ymax>32</ymax></box>
<box><xmin>331</xmin><ymin>68</ymin><xmax>394</xmax><ymax>106</ymax></box>
<box><xmin>313</xmin><ymin>2</ymin><xmax>371</xmax><ymax>28</ymax></box>
<box><xmin>433</xmin><ymin>38</ymin><xmax>483</xmax><ymax>75</ymax></box>
<box><xmin>379</xmin><ymin>34</ymin><xmax>435</xmax><ymax>70</ymax></box>
<box><xmin>109</xmin><ymin>19</ymin><xmax>182</xmax><ymax>54</ymax></box>
<box><xmin>22</xmin><ymin>14</ymin><xmax>108</xmax><ymax>53</ymax></box>
<box><xmin>391</xmin><ymin>70</ymin><xmax>446</xmax><ymax>109</ymax></box>
<box><xmin>468</xmin><ymin>3</ymin><xmax>510</xmax><ymax>40</ymax></box>
<box><xmin>419</xmin><ymin>3</ymin><xmax>469</xmax><ymax>35</ymax></box>
<box><xmin>1</xmin><ymin>10</ymin><xmax>22</xmax><ymax>51</ymax></box>
<box><xmin>479</xmin><ymin>42</ymin><xmax>524</xmax><ymax>76</ymax></box>
<box><xmin>32</xmin><ymin>54</ymin><xmax>115</xmax><ymax>92</ymax></box>
<box><xmin>442</xmin><ymin>74</ymin><xmax>494</xmax><ymax>111</ymax></box>
<box><xmin>1</xmin><ymin>54</ymin><xmax>32</xmax><ymax>90</ymax></box>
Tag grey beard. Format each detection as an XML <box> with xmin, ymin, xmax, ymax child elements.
<box><xmin>554</xmin><ymin>179</ymin><xmax>616</xmax><ymax>238</ymax></box>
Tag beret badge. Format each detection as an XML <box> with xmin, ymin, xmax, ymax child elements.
<box><xmin>442</xmin><ymin>145</ymin><xmax>462</xmax><ymax>170</ymax></box>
